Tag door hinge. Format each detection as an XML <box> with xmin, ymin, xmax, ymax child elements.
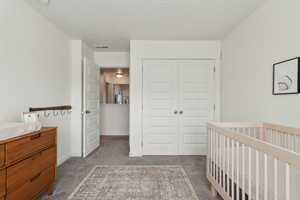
<box><xmin>213</xmin><ymin>104</ymin><xmax>216</xmax><ymax>112</ymax></box>
<box><xmin>213</xmin><ymin>66</ymin><xmax>216</xmax><ymax>73</ymax></box>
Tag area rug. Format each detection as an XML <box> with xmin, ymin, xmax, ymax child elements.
<box><xmin>68</xmin><ymin>165</ymin><xmax>199</xmax><ymax>200</ymax></box>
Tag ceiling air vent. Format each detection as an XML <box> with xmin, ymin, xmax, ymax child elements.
<box><xmin>95</xmin><ymin>46</ymin><xmax>109</xmax><ymax>49</ymax></box>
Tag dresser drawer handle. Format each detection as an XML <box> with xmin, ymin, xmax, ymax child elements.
<box><xmin>30</xmin><ymin>173</ymin><xmax>41</xmax><ymax>182</ymax></box>
<box><xmin>30</xmin><ymin>134</ymin><xmax>41</xmax><ymax>140</ymax></box>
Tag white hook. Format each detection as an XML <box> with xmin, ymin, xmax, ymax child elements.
<box><xmin>44</xmin><ymin>111</ymin><xmax>51</xmax><ymax>118</ymax></box>
<box><xmin>61</xmin><ymin>110</ymin><xmax>66</xmax><ymax>117</ymax></box>
<box><xmin>53</xmin><ymin>110</ymin><xmax>59</xmax><ymax>117</ymax></box>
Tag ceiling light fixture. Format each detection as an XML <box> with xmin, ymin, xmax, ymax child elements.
<box><xmin>115</xmin><ymin>69</ymin><xmax>124</xmax><ymax>78</ymax></box>
<box><xmin>116</xmin><ymin>74</ymin><xmax>124</xmax><ymax>78</ymax></box>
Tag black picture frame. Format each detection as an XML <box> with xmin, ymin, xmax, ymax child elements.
<box><xmin>273</xmin><ymin>57</ymin><xmax>300</xmax><ymax>95</ymax></box>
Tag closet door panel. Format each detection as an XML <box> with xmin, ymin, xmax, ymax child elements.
<box><xmin>178</xmin><ymin>61</ymin><xmax>214</xmax><ymax>155</ymax></box>
<box><xmin>142</xmin><ymin>61</ymin><xmax>179</xmax><ymax>155</ymax></box>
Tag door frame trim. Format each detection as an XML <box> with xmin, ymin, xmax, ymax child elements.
<box><xmin>81</xmin><ymin>57</ymin><xmax>86</xmax><ymax>157</ymax></box>
<box><xmin>129</xmin><ymin>40</ymin><xmax>221</xmax><ymax>157</ymax></box>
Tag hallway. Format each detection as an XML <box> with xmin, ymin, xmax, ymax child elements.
<box><xmin>40</xmin><ymin>137</ymin><xmax>219</xmax><ymax>200</ymax></box>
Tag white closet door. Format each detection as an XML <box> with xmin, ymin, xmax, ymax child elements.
<box><xmin>142</xmin><ymin>60</ymin><xmax>179</xmax><ymax>155</ymax></box>
<box><xmin>178</xmin><ymin>61</ymin><xmax>214</xmax><ymax>155</ymax></box>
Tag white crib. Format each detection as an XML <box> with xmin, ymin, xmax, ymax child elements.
<box><xmin>207</xmin><ymin>122</ymin><xmax>300</xmax><ymax>200</ymax></box>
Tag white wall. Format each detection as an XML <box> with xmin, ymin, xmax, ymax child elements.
<box><xmin>0</xmin><ymin>0</ymin><xmax>72</xmax><ymax>165</ymax></box>
<box><xmin>70</xmin><ymin>40</ymin><xmax>83</xmax><ymax>157</ymax></box>
<box><xmin>130</xmin><ymin>40</ymin><xmax>221</xmax><ymax>156</ymax></box>
<box><xmin>94</xmin><ymin>52</ymin><xmax>129</xmax><ymax>68</ymax></box>
<box><xmin>222</xmin><ymin>0</ymin><xmax>300</xmax><ymax>128</ymax></box>
<box><xmin>100</xmin><ymin>104</ymin><xmax>129</xmax><ymax>136</ymax></box>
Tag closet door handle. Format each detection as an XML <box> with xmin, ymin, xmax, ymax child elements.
<box><xmin>174</xmin><ymin>110</ymin><xmax>178</xmax><ymax>115</ymax></box>
<box><xmin>179</xmin><ymin>111</ymin><xmax>183</xmax><ymax>115</ymax></box>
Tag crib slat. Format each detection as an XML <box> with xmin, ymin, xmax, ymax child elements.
<box><xmin>285</xmin><ymin>163</ymin><xmax>290</xmax><ymax>200</ymax></box>
<box><xmin>242</xmin><ymin>144</ymin><xmax>245</xmax><ymax>200</ymax></box>
<box><xmin>217</xmin><ymin>134</ymin><xmax>221</xmax><ymax>184</ymax></box>
<box><xmin>208</xmin><ymin>128</ymin><xmax>212</xmax><ymax>177</ymax></box>
<box><xmin>227</xmin><ymin>137</ymin><xmax>230</xmax><ymax>196</ymax></box>
<box><xmin>214</xmin><ymin>129</ymin><xmax>216</xmax><ymax>178</ymax></box>
<box><xmin>264</xmin><ymin>154</ymin><xmax>268</xmax><ymax>200</ymax></box>
<box><xmin>216</xmin><ymin>132</ymin><xmax>219</xmax><ymax>182</ymax></box>
<box><xmin>212</xmin><ymin>129</ymin><xmax>215</xmax><ymax>178</ymax></box>
<box><xmin>248</xmin><ymin>147</ymin><xmax>252</xmax><ymax>200</ymax></box>
<box><xmin>274</xmin><ymin>158</ymin><xmax>278</xmax><ymax>200</ymax></box>
<box><xmin>214</xmin><ymin>131</ymin><xmax>218</xmax><ymax>180</ymax></box>
<box><xmin>231</xmin><ymin>139</ymin><xmax>234</xmax><ymax>200</ymax></box>
<box><xmin>256</xmin><ymin>150</ymin><xmax>259</xmax><ymax>200</ymax></box>
<box><xmin>219</xmin><ymin>133</ymin><xmax>222</xmax><ymax>184</ymax></box>
<box><xmin>293</xmin><ymin>135</ymin><xmax>296</xmax><ymax>152</ymax></box>
<box><xmin>236</xmin><ymin>141</ymin><xmax>240</xmax><ymax>200</ymax></box>
<box><xmin>211</xmin><ymin>129</ymin><xmax>214</xmax><ymax>177</ymax></box>
<box><xmin>222</xmin><ymin>135</ymin><xmax>225</xmax><ymax>190</ymax></box>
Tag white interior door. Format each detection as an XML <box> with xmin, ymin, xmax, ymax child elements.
<box><xmin>142</xmin><ymin>60</ymin><xmax>179</xmax><ymax>155</ymax></box>
<box><xmin>178</xmin><ymin>60</ymin><xmax>214</xmax><ymax>155</ymax></box>
<box><xmin>142</xmin><ymin>60</ymin><xmax>214</xmax><ymax>155</ymax></box>
<box><xmin>82</xmin><ymin>56</ymin><xmax>100</xmax><ymax>157</ymax></box>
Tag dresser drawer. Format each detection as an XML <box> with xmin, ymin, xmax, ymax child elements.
<box><xmin>6</xmin><ymin>167</ymin><xmax>54</xmax><ymax>200</ymax></box>
<box><xmin>7</xmin><ymin>147</ymin><xmax>56</xmax><ymax>193</ymax></box>
<box><xmin>6</xmin><ymin>130</ymin><xmax>56</xmax><ymax>165</ymax></box>
<box><xmin>0</xmin><ymin>145</ymin><xmax>4</xmax><ymax>167</ymax></box>
<box><xmin>0</xmin><ymin>169</ymin><xmax>5</xmax><ymax>198</ymax></box>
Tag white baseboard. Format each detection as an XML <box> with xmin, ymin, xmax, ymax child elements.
<box><xmin>129</xmin><ymin>151</ymin><xmax>143</xmax><ymax>157</ymax></box>
<box><xmin>57</xmin><ymin>154</ymin><xmax>71</xmax><ymax>166</ymax></box>
<box><xmin>101</xmin><ymin>130</ymin><xmax>129</xmax><ymax>136</ymax></box>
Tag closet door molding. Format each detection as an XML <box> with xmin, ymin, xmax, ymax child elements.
<box><xmin>130</xmin><ymin>40</ymin><xmax>221</xmax><ymax>157</ymax></box>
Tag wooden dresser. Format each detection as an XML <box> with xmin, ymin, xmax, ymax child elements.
<box><xmin>0</xmin><ymin>127</ymin><xmax>57</xmax><ymax>200</ymax></box>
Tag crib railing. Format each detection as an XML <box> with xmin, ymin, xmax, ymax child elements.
<box><xmin>263</xmin><ymin>123</ymin><xmax>300</xmax><ymax>153</ymax></box>
<box><xmin>207</xmin><ymin>122</ymin><xmax>300</xmax><ymax>200</ymax></box>
<box><xmin>215</xmin><ymin>122</ymin><xmax>300</xmax><ymax>153</ymax></box>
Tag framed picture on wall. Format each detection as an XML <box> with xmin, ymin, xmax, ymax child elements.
<box><xmin>273</xmin><ymin>57</ymin><xmax>300</xmax><ymax>95</ymax></box>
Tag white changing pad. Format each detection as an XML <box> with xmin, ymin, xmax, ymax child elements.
<box><xmin>0</xmin><ymin>121</ymin><xmax>42</xmax><ymax>141</ymax></box>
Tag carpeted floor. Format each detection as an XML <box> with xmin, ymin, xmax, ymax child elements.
<box><xmin>40</xmin><ymin>136</ymin><xmax>220</xmax><ymax>200</ymax></box>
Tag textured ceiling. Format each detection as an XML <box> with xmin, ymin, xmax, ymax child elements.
<box><xmin>26</xmin><ymin>0</ymin><xmax>266</xmax><ymax>51</ymax></box>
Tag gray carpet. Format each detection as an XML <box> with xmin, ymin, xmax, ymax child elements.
<box><xmin>39</xmin><ymin>136</ymin><xmax>220</xmax><ymax>200</ymax></box>
<box><xmin>68</xmin><ymin>165</ymin><xmax>199</xmax><ymax>200</ymax></box>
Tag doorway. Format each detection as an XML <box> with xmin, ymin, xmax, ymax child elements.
<box><xmin>99</xmin><ymin>68</ymin><xmax>130</xmax><ymax>147</ymax></box>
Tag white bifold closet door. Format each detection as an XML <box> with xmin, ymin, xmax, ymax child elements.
<box><xmin>143</xmin><ymin>60</ymin><xmax>214</xmax><ymax>155</ymax></box>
